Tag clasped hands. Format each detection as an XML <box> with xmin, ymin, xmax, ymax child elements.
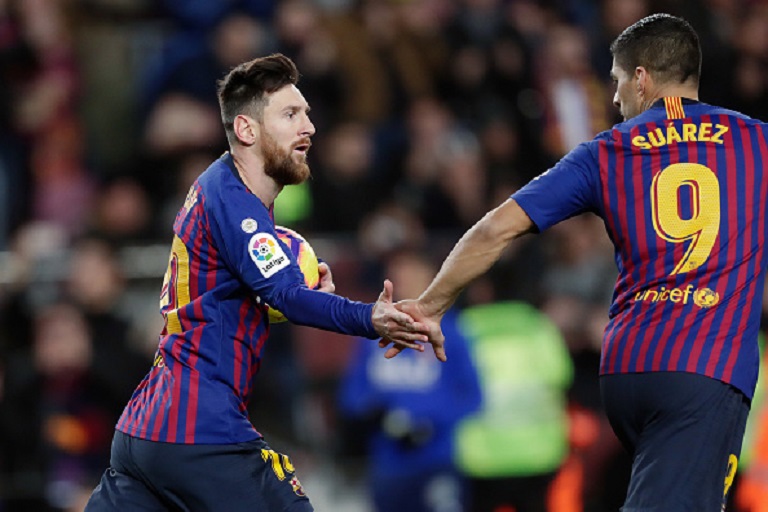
<box><xmin>371</xmin><ymin>280</ymin><xmax>447</xmax><ymax>362</ymax></box>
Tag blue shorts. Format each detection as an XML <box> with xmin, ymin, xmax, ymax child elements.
<box><xmin>85</xmin><ymin>430</ymin><xmax>313</xmax><ymax>512</ymax></box>
<box><xmin>600</xmin><ymin>372</ymin><xmax>750</xmax><ymax>512</ymax></box>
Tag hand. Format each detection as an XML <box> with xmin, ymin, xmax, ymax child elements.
<box><xmin>381</xmin><ymin>299</ymin><xmax>446</xmax><ymax>362</ymax></box>
<box><xmin>372</xmin><ymin>280</ymin><xmax>429</xmax><ymax>352</ymax></box>
<box><xmin>317</xmin><ymin>262</ymin><xmax>335</xmax><ymax>293</ymax></box>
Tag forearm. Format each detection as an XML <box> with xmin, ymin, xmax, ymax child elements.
<box><xmin>274</xmin><ymin>286</ymin><xmax>377</xmax><ymax>338</ymax></box>
<box><xmin>420</xmin><ymin>199</ymin><xmax>534</xmax><ymax>316</ymax></box>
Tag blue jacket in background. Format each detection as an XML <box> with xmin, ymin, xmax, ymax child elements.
<box><xmin>338</xmin><ymin>308</ymin><xmax>482</xmax><ymax>478</ymax></box>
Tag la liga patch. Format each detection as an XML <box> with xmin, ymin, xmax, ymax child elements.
<box><xmin>249</xmin><ymin>233</ymin><xmax>290</xmax><ymax>277</ymax></box>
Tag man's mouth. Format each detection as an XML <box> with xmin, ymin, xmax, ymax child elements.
<box><xmin>293</xmin><ymin>141</ymin><xmax>311</xmax><ymax>155</ymax></box>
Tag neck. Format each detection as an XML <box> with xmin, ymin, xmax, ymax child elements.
<box><xmin>641</xmin><ymin>83</ymin><xmax>699</xmax><ymax>112</ymax></box>
<box><xmin>231</xmin><ymin>148</ymin><xmax>281</xmax><ymax>207</ymax></box>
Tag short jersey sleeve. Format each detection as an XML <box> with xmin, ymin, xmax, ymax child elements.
<box><xmin>512</xmin><ymin>141</ymin><xmax>602</xmax><ymax>232</ymax></box>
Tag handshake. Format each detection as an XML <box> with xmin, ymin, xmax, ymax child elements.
<box><xmin>371</xmin><ymin>279</ymin><xmax>447</xmax><ymax>362</ymax></box>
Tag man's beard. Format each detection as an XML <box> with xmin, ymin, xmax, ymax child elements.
<box><xmin>261</xmin><ymin>131</ymin><xmax>311</xmax><ymax>186</ymax></box>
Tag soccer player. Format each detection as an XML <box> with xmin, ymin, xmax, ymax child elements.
<box><xmin>389</xmin><ymin>14</ymin><xmax>765</xmax><ymax>511</ymax></box>
<box><xmin>85</xmin><ymin>54</ymin><xmax>428</xmax><ymax>512</ymax></box>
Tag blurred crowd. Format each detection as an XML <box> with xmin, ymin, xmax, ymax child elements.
<box><xmin>1</xmin><ymin>0</ymin><xmax>768</xmax><ymax>511</ymax></box>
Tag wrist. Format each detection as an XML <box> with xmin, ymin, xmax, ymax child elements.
<box><xmin>418</xmin><ymin>295</ymin><xmax>448</xmax><ymax>318</ymax></box>
<box><xmin>363</xmin><ymin>303</ymin><xmax>378</xmax><ymax>339</ymax></box>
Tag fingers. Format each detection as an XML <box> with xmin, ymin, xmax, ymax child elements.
<box><xmin>431</xmin><ymin>336</ymin><xmax>447</xmax><ymax>362</ymax></box>
<box><xmin>384</xmin><ymin>345</ymin><xmax>406</xmax><ymax>359</ymax></box>
<box><xmin>378</xmin><ymin>329</ymin><xmax>448</xmax><ymax>362</ymax></box>
<box><xmin>388</xmin><ymin>330</ymin><xmax>429</xmax><ymax>344</ymax></box>
<box><xmin>384</xmin><ymin>338</ymin><xmax>446</xmax><ymax>361</ymax></box>
<box><xmin>390</xmin><ymin>312</ymin><xmax>424</xmax><ymax>330</ymax></box>
<box><xmin>317</xmin><ymin>262</ymin><xmax>335</xmax><ymax>291</ymax></box>
<box><xmin>378</xmin><ymin>279</ymin><xmax>394</xmax><ymax>304</ymax></box>
<box><xmin>377</xmin><ymin>306</ymin><xmax>426</xmax><ymax>333</ymax></box>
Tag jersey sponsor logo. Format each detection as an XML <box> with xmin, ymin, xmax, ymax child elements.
<box><xmin>631</xmin><ymin>122</ymin><xmax>729</xmax><ymax>150</ymax></box>
<box><xmin>633</xmin><ymin>284</ymin><xmax>720</xmax><ymax>308</ymax></box>
<box><xmin>249</xmin><ymin>233</ymin><xmax>289</xmax><ymax>277</ymax></box>
<box><xmin>241</xmin><ymin>218</ymin><xmax>258</xmax><ymax>233</ymax></box>
<box><xmin>693</xmin><ymin>287</ymin><xmax>720</xmax><ymax>308</ymax></box>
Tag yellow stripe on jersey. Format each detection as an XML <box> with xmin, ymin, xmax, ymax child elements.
<box><xmin>664</xmin><ymin>97</ymin><xmax>686</xmax><ymax>119</ymax></box>
<box><xmin>166</xmin><ymin>235</ymin><xmax>191</xmax><ymax>335</ymax></box>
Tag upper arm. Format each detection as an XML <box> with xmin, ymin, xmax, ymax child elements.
<box><xmin>206</xmin><ymin>184</ymin><xmax>305</xmax><ymax>302</ymax></box>
<box><xmin>511</xmin><ymin>142</ymin><xmax>601</xmax><ymax>232</ymax></box>
<box><xmin>479</xmin><ymin>197</ymin><xmax>536</xmax><ymax>244</ymax></box>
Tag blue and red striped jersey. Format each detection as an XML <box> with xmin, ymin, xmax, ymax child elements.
<box><xmin>513</xmin><ymin>97</ymin><xmax>767</xmax><ymax>399</ymax></box>
<box><xmin>117</xmin><ymin>153</ymin><xmax>377</xmax><ymax>444</ymax></box>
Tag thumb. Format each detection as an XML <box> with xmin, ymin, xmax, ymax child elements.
<box><xmin>378</xmin><ymin>279</ymin><xmax>394</xmax><ymax>304</ymax></box>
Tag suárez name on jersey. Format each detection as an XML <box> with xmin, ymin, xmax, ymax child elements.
<box><xmin>632</xmin><ymin>123</ymin><xmax>729</xmax><ymax>150</ymax></box>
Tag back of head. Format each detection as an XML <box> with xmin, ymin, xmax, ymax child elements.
<box><xmin>610</xmin><ymin>13</ymin><xmax>701</xmax><ymax>87</ymax></box>
<box><xmin>216</xmin><ymin>53</ymin><xmax>299</xmax><ymax>144</ymax></box>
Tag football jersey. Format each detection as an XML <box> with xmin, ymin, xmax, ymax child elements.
<box><xmin>117</xmin><ymin>153</ymin><xmax>376</xmax><ymax>444</ymax></box>
<box><xmin>513</xmin><ymin>97</ymin><xmax>768</xmax><ymax>399</ymax></box>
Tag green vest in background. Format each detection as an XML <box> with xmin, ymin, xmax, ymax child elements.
<box><xmin>273</xmin><ymin>181</ymin><xmax>312</xmax><ymax>226</ymax></box>
<box><xmin>456</xmin><ymin>301</ymin><xmax>573</xmax><ymax>478</ymax></box>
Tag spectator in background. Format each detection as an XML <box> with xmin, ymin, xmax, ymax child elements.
<box><xmin>338</xmin><ymin>250</ymin><xmax>482</xmax><ymax>512</ymax></box>
<box><xmin>537</xmin><ymin>22</ymin><xmax>610</xmax><ymax>162</ymax></box>
<box><xmin>13</xmin><ymin>0</ymin><xmax>93</xmax><ymax>241</ymax></box>
<box><xmin>87</xmin><ymin>176</ymin><xmax>155</xmax><ymax>245</ymax></box>
<box><xmin>64</xmin><ymin>236</ymin><xmax>148</xmax><ymax>410</ymax></box>
<box><xmin>273</xmin><ymin>0</ymin><xmax>345</xmax><ymax>134</ymax></box>
<box><xmin>1</xmin><ymin>301</ymin><xmax>121</xmax><ymax>512</ymax></box>
<box><xmin>540</xmin><ymin>216</ymin><xmax>616</xmax><ymax>354</ymax></box>
<box><xmin>160</xmin><ymin>0</ymin><xmax>275</xmax><ymax>31</ymax></box>
<box><xmin>138</xmin><ymin>12</ymin><xmax>271</xmax><ymax>211</ymax></box>
<box><xmin>436</xmin><ymin>132</ymin><xmax>488</xmax><ymax>229</ymax></box>
<box><xmin>357</xmin><ymin>202</ymin><xmax>429</xmax><ymax>269</ymax></box>
<box><xmin>729</xmin><ymin>4</ymin><xmax>768</xmax><ymax>122</ymax></box>
<box><xmin>324</xmin><ymin>0</ymin><xmax>447</xmax><ymax>124</ymax></box>
<box><xmin>0</xmin><ymin>0</ymin><xmax>33</xmax><ymax>249</ymax></box>
<box><xmin>140</xmin><ymin>11</ymin><xmax>271</xmax><ymax>197</ymax></box>
<box><xmin>157</xmin><ymin>151</ymin><xmax>220</xmax><ymax>232</ymax></box>
<box><xmin>455</xmin><ymin>301</ymin><xmax>573</xmax><ymax>512</ymax></box>
<box><xmin>589</xmin><ymin>0</ymin><xmax>650</xmax><ymax>80</ymax></box>
<box><xmin>391</xmin><ymin>97</ymin><xmax>478</xmax><ymax>231</ymax></box>
<box><xmin>311</xmin><ymin>121</ymin><xmax>381</xmax><ymax>233</ymax></box>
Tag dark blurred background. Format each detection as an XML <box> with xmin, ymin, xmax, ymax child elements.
<box><xmin>1</xmin><ymin>1</ymin><xmax>768</xmax><ymax>511</ymax></box>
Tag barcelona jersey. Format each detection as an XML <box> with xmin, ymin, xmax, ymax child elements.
<box><xmin>117</xmin><ymin>153</ymin><xmax>376</xmax><ymax>444</ymax></box>
<box><xmin>513</xmin><ymin>97</ymin><xmax>768</xmax><ymax>399</ymax></box>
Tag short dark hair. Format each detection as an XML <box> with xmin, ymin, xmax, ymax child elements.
<box><xmin>610</xmin><ymin>14</ymin><xmax>701</xmax><ymax>86</ymax></box>
<box><xmin>216</xmin><ymin>53</ymin><xmax>300</xmax><ymax>143</ymax></box>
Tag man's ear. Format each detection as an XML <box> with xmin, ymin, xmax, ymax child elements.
<box><xmin>635</xmin><ymin>66</ymin><xmax>650</xmax><ymax>96</ymax></box>
<box><xmin>233</xmin><ymin>114</ymin><xmax>258</xmax><ymax>146</ymax></box>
